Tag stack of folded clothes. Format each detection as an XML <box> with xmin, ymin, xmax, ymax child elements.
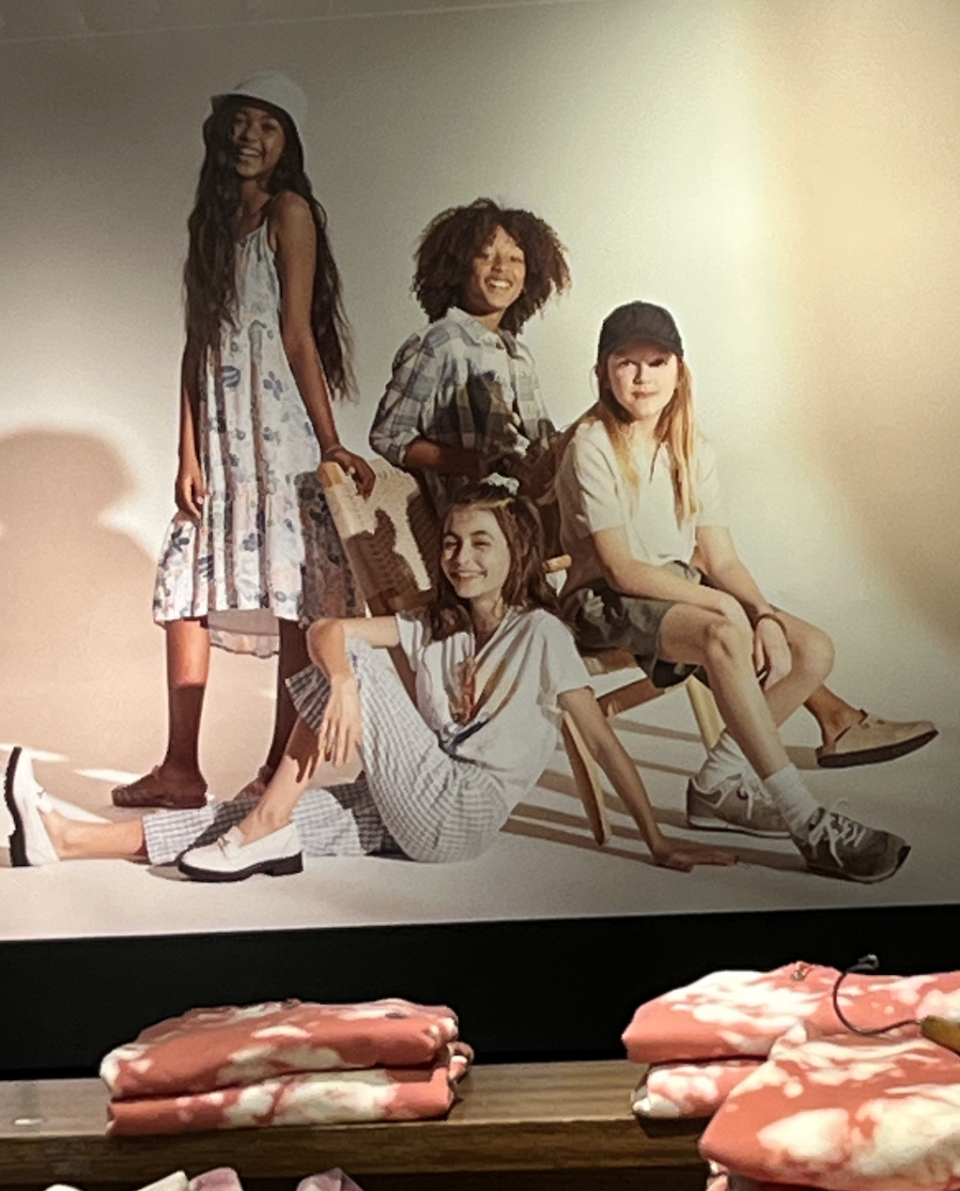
<box><xmin>100</xmin><ymin>998</ymin><xmax>472</xmax><ymax>1135</ymax></box>
<box><xmin>624</xmin><ymin>962</ymin><xmax>960</xmax><ymax>1191</ymax></box>
<box><xmin>45</xmin><ymin>1168</ymin><xmax>365</xmax><ymax>1191</ymax></box>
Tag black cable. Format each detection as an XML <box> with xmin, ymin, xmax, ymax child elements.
<box><xmin>831</xmin><ymin>954</ymin><xmax>918</xmax><ymax>1036</ymax></box>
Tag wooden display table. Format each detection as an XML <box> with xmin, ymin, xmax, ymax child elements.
<box><xmin>0</xmin><ymin>1060</ymin><xmax>707</xmax><ymax>1191</ymax></box>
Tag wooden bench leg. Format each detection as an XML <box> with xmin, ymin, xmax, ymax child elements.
<box><xmin>562</xmin><ymin>712</ymin><xmax>611</xmax><ymax>846</ymax></box>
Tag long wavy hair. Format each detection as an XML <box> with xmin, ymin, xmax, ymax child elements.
<box><xmin>427</xmin><ymin>481</ymin><xmax>564</xmax><ymax>641</ymax></box>
<box><xmin>589</xmin><ymin>352</ymin><xmax>699</xmax><ymax>525</ymax></box>
<box><xmin>183</xmin><ymin>94</ymin><xmax>354</xmax><ymax>397</ymax></box>
<box><xmin>414</xmin><ymin>198</ymin><xmax>571</xmax><ymax>335</ymax></box>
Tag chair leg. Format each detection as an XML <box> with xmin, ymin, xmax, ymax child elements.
<box><xmin>597</xmin><ymin>676</ymin><xmax>663</xmax><ymax>720</ymax></box>
<box><xmin>685</xmin><ymin>677</ymin><xmax>724</xmax><ymax>749</ymax></box>
<box><xmin>562</xmin><ymin>711</ymin><xmax>611</xmax><ymax>846</ymax></box>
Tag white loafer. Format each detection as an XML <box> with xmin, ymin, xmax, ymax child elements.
<box><xmin>4</xmin><ymin>747</ymin><xmax>60</xmax><ymax>866</ymax></box>
<box><xmin>178</xmin><ymin>823</ymin><xmax>303</xmax><ymax>882</ymax></box>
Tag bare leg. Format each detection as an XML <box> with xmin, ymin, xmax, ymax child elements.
<box><xmin>236</xmin><ymin>717</ymin><xmax>321</xmax><ymax>845</ymax></box>
<box><xmin>659</xmin><ymin>605</ymin><xmax>826</xmax><ymax>780</ymax></box>
<box><xmin>746</xmin><ymin>610</ymin><xmax>834</xmax><ymax>734</ymax></box>
<box><xmin>805</xmin><ymin>685</ymin><xmax>862</xmax><ymax>746</ymax></box>
<box><xmin>160</xmin><ymin>618</ymin><xmax>210</xmax><ymax>786</ymax></box>
<box><xmin>263</xmin><ymin>620</ymin><xmax>311</xmax><ymax>777</ymax></box>
<box><xmin>41</xmin><ymin>810</ymin><xmax>147</xmax><ymax>860</ymax></box>
<box><xmin>114</xmin><ymin>618</ymin><xmax>210</xmax><ymax>807</ymax></box>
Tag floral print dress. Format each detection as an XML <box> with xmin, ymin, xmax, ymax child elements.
<box><xmin>152</xmin><ymin>219</ymin><xmax>361</xmax><ymax>656</ymax></box>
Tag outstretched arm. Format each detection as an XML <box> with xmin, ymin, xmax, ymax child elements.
<box><xmin>272</xmin><ymin>192</ymin><xmax>374</xmax><ymax>496</ymax></box>
<box><xmin>558</xmin><ymin>686</ymin><xmax>737</xmax><ymax>871</ymax></box>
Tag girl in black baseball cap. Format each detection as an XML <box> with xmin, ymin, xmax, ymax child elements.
<box><xmin>554</xmin><ymin>301</ymin><xmax>917</xmax><ymax>884</ymax></box>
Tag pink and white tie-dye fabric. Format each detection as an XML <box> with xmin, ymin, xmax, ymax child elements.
<box><xmin>707</xmin><ymin>1166</ymin><xmax>822</xmax><ymax>1191</ymax></box>
<box><xmin>106</xmin><ymin>1041</ymin><xmax>473</xmax><ymax>1136</ymax></box>
<box><xmin>101</xmin><ymin>998</ymin><xmax>460</xmax><ymax>1099</ymax></box>
<box><xmin>297</xmin><ymin>1171</ymin><xmax>367</xmax><ymax>1191</ymax></box>
<box><xmin>700</xmin><ymin>1024</ymin><xmax>960</xmax><ymax>1191</ymax></box>
<box><xmin>188</xmin><ymin>1170</ymin><xmax>244</xmax><ymax>1191</ymax></box>
<box><xmin>623</xmin><ymin>964</ymin><xmax>960</xmax><ymax>1064</ymax></box>
<box><xmin>632</xmin><ymin>1059</ymin><xmax>761</xmax><ymax>1119</ymax></box>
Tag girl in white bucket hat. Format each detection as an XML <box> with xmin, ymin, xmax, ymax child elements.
<box><xmin>113</xmin><ymin>72</ymin><xmax>374</xmax><ymax>812</ymax></box>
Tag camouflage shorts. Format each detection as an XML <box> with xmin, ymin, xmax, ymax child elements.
<box><xmin>572</xmin><ymin>560</ymin><xmax>707</xmax><ymax>689</ymax></box>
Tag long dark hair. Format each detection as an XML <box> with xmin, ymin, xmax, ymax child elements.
<box><xmin>414</xmin><ymin>198</ymin><xmax>571</xmax><ymax>335</ymax></box>
<box><xmin>428</xmin><ymin>481</ymin><xmax>563</xmax><ymax>641</ymax></box>
<box><xmin>183</xmin><ymin>95</ymin><xmax>354</xmax><ymax>397</ymax></box>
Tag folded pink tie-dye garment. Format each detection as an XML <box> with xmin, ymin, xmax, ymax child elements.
<box><xmin>707</xmin><ymin>1164</ymin><xmax>824</xmax><ymax>1191</ymax></box>
<box><xmin>101</xmin><ymin>999</ymin><xmax>461</xmax><ymax>1099</ymax></box>
<box><xmin>623</xmin><ymin>963</ymin><xmax>960</xmax><ymax>1064</ymax></box>
<box><xmin>297</xmin><ymin>1171</ymin><xmax>367</xmax><ymax>1191</ymax></box>
<box><xmin>631</xmin><ymin>1058</ymin><xmax>762</xmax><ymax>1119</ymax></box>
<box><xmin>188</xmin><ymin>1169</ymin><xmax>244</xmax><ymax>1191</ymax></box>
<box><xmin>106</xmin><ymin>1041</ymin><xmax>473</xmax><ymax>1136</ymax></box>
<box><xmin>700</xmin><ymin>1024</ymin><xmax>960</xmax><ymax>1191</ymax></box>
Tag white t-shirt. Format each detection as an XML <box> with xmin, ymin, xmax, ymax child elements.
<box><xmin>396</xmin><ymin>607</ymin><xmax>591</xmax><ymax>811</ymax></box>
<box><xmin>556</xmin><ymin>418</ymin><xmax>727</xmax><ymax>593</ymax></box>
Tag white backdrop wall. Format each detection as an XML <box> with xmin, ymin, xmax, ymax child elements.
<box><xmin>1</xmin><ymin>0</ymin><xmax>959</xmax><ymax>935</ymax></box>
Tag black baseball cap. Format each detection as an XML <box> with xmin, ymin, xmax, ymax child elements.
<box><xmin>597</xmin><ymin>301</ymin><xmax>683</xmax><ymax>359</ymax></box>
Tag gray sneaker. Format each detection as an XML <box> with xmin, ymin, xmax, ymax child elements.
<box><xmin>686</xmin><ymin>774</ymin><xmax>790</xmax><ymax>838</ymax></box>
<box><xmin>795</xmin><ymin>807</ymin><xmax>910</xmax><ymax>883</ymax></box>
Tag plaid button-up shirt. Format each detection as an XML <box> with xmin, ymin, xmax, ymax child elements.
<box><xmin>369</xmin><ymin>307</ymin><xmax>555</xmax><ymax>512</ymax></box>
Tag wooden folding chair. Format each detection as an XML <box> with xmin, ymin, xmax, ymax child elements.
<box><xmin>561</xmin><ymin>651</ymin><xmax>723</xmax><ymax>846</ymax></box>
<box><xmin>318</xmin><ymin>458</ymin><xmax>439</xmax><ymax>615</ymax></box>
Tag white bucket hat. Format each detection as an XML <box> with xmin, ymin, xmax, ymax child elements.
<box><xmin>213</xmin><ymin>70</ymin><xmax>308</xmax><ymax>140</ymax></box>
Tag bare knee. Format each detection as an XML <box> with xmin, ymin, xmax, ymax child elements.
<box><xmin>789</xmin><ymin>622</ymin><xmax>835</xmax><ymax>685</ymax></box>
<box><xmin>702</xmin><ymin>616</ymin><xmax>754</xmax><ymax>673</ymax></box>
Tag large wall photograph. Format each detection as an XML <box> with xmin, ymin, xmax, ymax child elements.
<box><xmin>1</xmin><ymin>0</ymin><xmax>958</xmax><ymax>943</ymax></box>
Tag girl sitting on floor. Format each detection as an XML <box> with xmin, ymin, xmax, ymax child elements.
<box><xmin>5</xmin><ymin>485</ymin><xmax>735</xmax><ymax>881</ymax></box>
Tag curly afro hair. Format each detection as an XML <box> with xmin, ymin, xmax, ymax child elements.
<box><xmin>413</xmin><ymin>198</ymin><xmax>570</xmax><ymax>334</ymax></box>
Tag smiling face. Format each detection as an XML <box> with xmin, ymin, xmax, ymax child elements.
<box><xmin>231</xmin><ymin>103</ymin><xmax>286</xmax><ymax>184</ymax></box>
<box><xmin>440</xmin><ymin>505</ymin><xmax>512</xmax><ymax>611</ymax></box>
<box><xmin>603</xmin><ymin>340</ymin><xmax>680</xmax><ymax>428</ymax></box>
<box><xmin>460</xmin><ymin>226</ymin><xmax>526</xmax><ymax>330</ymax></box>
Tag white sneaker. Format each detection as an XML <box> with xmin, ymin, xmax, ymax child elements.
<box><xmin>4</xmin><ymin>746</ymin><xmax>60</xmax><ymax>866</ymax></box>
<box><xmin>178</xmin><ymin>823</ymin><xmax>304</xmax><ymax>882</ymax></box>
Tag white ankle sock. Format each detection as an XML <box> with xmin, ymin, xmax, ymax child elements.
<box><xmin>761</xmin><ymin>765</ymin><xmax>821</xmax><ymax>837</ymax></box>
<box><xmin>695</xmin><ymin>731</ymin><xmax>759</xmax><ymax>791</ymax></box>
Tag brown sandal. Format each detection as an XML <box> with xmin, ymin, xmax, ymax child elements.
<box><xmin>112</xmin><ymin>767</ymin><xmax>209</xmax><ymax>810</ymax></box>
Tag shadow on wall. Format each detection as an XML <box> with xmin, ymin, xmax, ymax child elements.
<box><xmin>0</xmin><ymin>429</ymin><xmax>275</xmax><ymax>809</ymax></box>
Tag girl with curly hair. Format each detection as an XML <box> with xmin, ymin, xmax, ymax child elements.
<box><xmin>369</xmin><ymin>198</ymin><xmax>570</xmax><ymax>515</ymax></box>
<box><xmin>7</xmin><ymin>485</ymin><xmax>735</xmax><ymax>880</ymax></box>
<box><xmin>114</xmin><ymin>72</ymin><xmax>374</xmax><ymax>812</ymax></box>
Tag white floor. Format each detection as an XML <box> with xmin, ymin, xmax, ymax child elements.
<box><xmin>3</xmin><ymin>583</ymin><xmax>958</xmax><ymax>941</ymax></box>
